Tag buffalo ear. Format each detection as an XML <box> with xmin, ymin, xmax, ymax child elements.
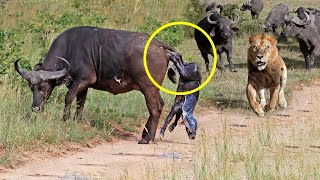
<box><xmin>303</xmin><ymin>20</ymin><xmax>311</xmax><ymax>28</ymax></box>
<box><xmin>33</xmin><ymin>63</ymin><xmax>42</xmax><ymax>71</ymax></box>
<box><xmin>231</xmin><ymin>27</ymin><xmax>239</xmax><ymax>36</ymax></box>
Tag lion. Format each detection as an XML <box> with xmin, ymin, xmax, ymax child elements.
<box><xmin>246</xmin><ymin>33</ymin><xmax>287</xmax><ymax>116</ymax></box>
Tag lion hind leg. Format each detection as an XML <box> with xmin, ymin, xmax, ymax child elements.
<box><xmin>279</xmin><ymin>68</ymin><xmax>287</xmax><ymax>108</ymax></box>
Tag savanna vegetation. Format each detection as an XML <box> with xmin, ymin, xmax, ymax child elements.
<box><xmin>0</xmin><ymin>0</ymin><xmax>320</xmax><ymax>177</ymax></box>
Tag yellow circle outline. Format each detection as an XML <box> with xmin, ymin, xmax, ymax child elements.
<box><xmin>143</xmin><ymin>21</ymin><xmax>217</xmax><ymax>96</ymax></box>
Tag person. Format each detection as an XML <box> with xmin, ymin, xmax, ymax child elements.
<box><xmin>160</xmin><ymin>51</ymin><xmax>202</xmax><ymax>140</ymax></box>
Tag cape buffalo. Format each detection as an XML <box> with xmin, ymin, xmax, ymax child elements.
<box><xmin>240</xmin><ymin>0</ymin><xmax>264</xmax><ymax>19</ymax></box>
<box><xmin>281</xmin><ymin>11</ymin><xmax>320</xmax><ymax>69</ymax></box>
<box><xmin>194</xmin><ymin>12</ymin><xmax>239</xmax><ymax>72</ymax></box>
<box><xmin>262</xmin><ymin>3</ymin><xmax>288</xmax><ymax>35</ymax></box>
<box><xmin>205</xmin><ymin>2</ymin><xmax>221</xmax><ymax>15</ymax></box>
<box><xmin>15</xmin><ymin>26</ymin><xmax>175</xmax><ymax>144</ymax></box>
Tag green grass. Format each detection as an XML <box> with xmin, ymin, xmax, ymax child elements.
<box><xmin>0</xmin><ymin>0</ymin><xmax>320</xmax><ymax>170</ymax></box>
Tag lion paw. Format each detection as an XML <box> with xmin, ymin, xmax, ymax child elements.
<box><xmin>255</xmin><ymin>108</ymin><xmax>264</xmax><ymax>116</ymax></box>
<box><xmin>279</xmin><ymin>100</ymin><xmax>287</xmax><ymax>108</ymax></box>
<box><xmin>265</xmin><ymin>105</ymin><xmax>275</xmax><ymax>112</ymax></box>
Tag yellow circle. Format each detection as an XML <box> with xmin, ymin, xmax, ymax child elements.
<box><xmin>143</xmin><ymin>21</ymin><xmax>217</xmax><ymax>96</ymax></box>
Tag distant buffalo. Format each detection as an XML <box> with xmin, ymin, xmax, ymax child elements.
<box><xmin>240</xmin><ymin>0</ymin><xmax>264</xmax><ymax>19</ymax></box>
<box><xmin>15</xmin><ymin>26</ymin><xmax>176</xmax><ymax>144</ymax></box>
<box><xmin>262</xmin><ymin>3</ymin><xmax>288</xmax><ymax>35</ymax></box>
<box><xmin>195</xmin><ymin>12</ymin><xmax>239</xmax><ymax>72</ymax></box>
<box><xmin>281</xmin><ymin>10</ymin><xmax>320</xmax><ymax>69</ymax></box>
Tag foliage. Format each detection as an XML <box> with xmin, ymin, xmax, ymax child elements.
<box><xmin>138</xmin><ymin>16</ymin><xmax>184</xmax><ymax>48</ymax></box>
<box><xmin>0</xmin><ymin>7</ymin><xmax>107</xmax><ymax>76</ymax></box>
<box><xmin>182</xmin><ymin>0</ymin><xmax>203</xmax><ymax>37</ymax></box>
<box><xmin>221</xmin><ymin>4</ymin><xmax>240</xmax><ymax>20</ymax></box>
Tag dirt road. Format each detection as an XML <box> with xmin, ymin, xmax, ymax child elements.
<box><xmin>2</xmin><ymin>80</ymin><xmax>320</xmax><ymax>180</ymax></box>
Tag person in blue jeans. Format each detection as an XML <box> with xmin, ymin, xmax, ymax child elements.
<box><xmin>160</xmin><ymin>51</ymin><xmax>201</xmax><ymax>140</ymax></box>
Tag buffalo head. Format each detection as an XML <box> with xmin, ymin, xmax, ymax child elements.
<box><xmin>15</xmin><ymin>57</ymin><xmax>70</xmax><ymax>112</ymax></box>
<box><xmin>281</xmin><ymin>12</ymin><xmax>311</xmax><ymax>37</ymax></box>
<box><xmin>207</xmin><ymin>12</ymin><xmax>240</xmax><ymax>39</ymax></box>
<box><xmin>240</xmin><ymin>0</ymin><xmax>251</xmax><ymax>11</ymax></box>
<box><xmin>206</xmin><ymin>2</ymin><xmax>221</xmax><ymax>15</ymax></box>
<box><xmin>294</xmin><ymin>7</ymin><xmax>319</xmax><ymax>22</ymax></box>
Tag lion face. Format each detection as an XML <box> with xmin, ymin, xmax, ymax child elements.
<box><xmin>248</xmin><ymin>34</ymin><xmax>278</xmax><ymax>71</ymax></box>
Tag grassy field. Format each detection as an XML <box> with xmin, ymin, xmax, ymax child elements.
<box><xmin>0</xmin><ymin>0</ymin><xmax>320</xmax><ymax>172</ymax></box>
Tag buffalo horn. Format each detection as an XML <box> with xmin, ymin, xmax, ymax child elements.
<box><xmin>207</xmin><ymin>13</ymin><xmax>218</xmax><ymax>25</ymax></box>
<box><xmin>41</xmin><ymin>57</ymin><xmax>70</xmax><ymax>80</ymax></box>
<box><xmin>292</xmin><ymin>12</ymin><xmax>311</xmax><ymax>26</ymax></box>
<box><xmin>14</xmin><ymin>59</ymin><xmax>30</xmax><ymax>80</ymax></box>
<box><xmin>305</xmin><ymin>8</ymin><xmax>312</xmax><ymax>14</ymax></box>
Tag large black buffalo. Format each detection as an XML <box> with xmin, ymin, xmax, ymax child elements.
<box><xmin>194</xmin><ymin>12</ymin><xmax>239</xmax><ymax>72</ymax></box>
<box><xmin>281</xmin><ymin>10</ymin><xmax>320</xmax><ymax>69</ymax></box>
<box><xmin>15</xmin><ymin>26</ymin><xmax>175</xmax><ymax>144</ymax></box>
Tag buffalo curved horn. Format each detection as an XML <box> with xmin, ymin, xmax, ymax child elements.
<box><xmin>14</xmin><ymin>59</ymin><xmax>30</xmax><ymax>80</ymax></box>
<box><xmin>40</xmin><ymin>57</ymin><xmax>70</xmax><ymax>80</ymax></box>
<box><xmin>231</xmin><ymin>12</ymin><xmax>240</xmax><ymax>25</ymax></box>
<box><xmin>292</xmin><ymin>12</ymin><xmax>311</xmax><ymax>26</ymax></box>
<box><xmin>245</xmin><ymin>0</ymin><xmax>251</xmax><ymax>6</ymax></box>
<box><xmin>207</xmin><ymin>13</ymin><xmax>218</xmax><ymax>25</ymax></box>
<box><xmin>305</xmin><ymin>8</ymin><xmax>312</xmax><ymax>14</ymax></box>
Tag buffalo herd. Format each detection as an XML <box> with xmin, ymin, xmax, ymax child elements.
<box><xmin>15</xmin><ymin>1</ymin><xmax>320</xmax><ymax>143</ymax></box>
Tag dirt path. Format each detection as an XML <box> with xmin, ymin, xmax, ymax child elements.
<box><xmin>2</xmin><ymin>80</ymin><xmax>320</xmax><ymax>180</ymax></box>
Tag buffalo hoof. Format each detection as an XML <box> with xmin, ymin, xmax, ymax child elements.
<box><xmin>138</xmin><ymin>139</ymin><xmax>150</xmax><ymax>144</ymax></box>
<box><xmin>217</xmin><ymin>67</ymin><xmax>225</xmax><ymax>73</ymax></box>
<box><xmin>230</xmin><ymin>68</ymin><xmax>237</xmax><ymax>72</ymax></box>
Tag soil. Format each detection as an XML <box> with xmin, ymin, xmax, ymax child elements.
<box><xmin>1</xmin><ymin>80</ymin><xmax>320</xmax><ymax>180</ymax></box>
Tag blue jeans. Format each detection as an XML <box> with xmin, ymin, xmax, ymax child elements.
<box><xmin>182</xmin><ymin>94</ymin><xmax>198</xmax><ymax>134</ymax></box>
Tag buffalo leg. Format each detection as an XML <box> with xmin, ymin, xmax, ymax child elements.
<box><xmin>272</xmin><ymin>26</ymin><xmax>278</xmax><ymax>35</ymax></box>
<box><xmin>200</xmin><ymin>51</ymin><xmax>210</xmax><ymax>72</ymax></box>
<box><xmin>75</xmin><ymin>88</ymin><xmax>88</xmax><ymax>120</ymax></box>
<box><xmin>138</xmin><ymin>91</ymin><xmax>163</xmax><ymax>144</ymax></box>
<box><xmin>63</xmin><ymin>81</ymin><xmax>89</xmax><ymax>121</ymax></box>
<box><xmin>226</xmin><ymin>49</ymin><xmax>236</xmax><ymax>72</ymax></box>
<box><xmin>169</xmin><ymin>111</ymin><xmax>182</xmax><ymax>132</ymax></box>
<box><xmin>217</xmin><ymin>53</ymin><xmax>225</xmax><ymax>72</ymax></box>
<box><xmin>308</xmin><ymin>51</ymin><xmax>316</xmax><ymax>69</ymax></box>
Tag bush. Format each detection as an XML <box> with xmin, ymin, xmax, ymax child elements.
<box><xmin>182</xmin><ymin>0</ymin><xmax>203</xmax><ymax>37</ymax></box>
<box><xmin>138</xmin><ymin>16</ymin><xmax>184</xmax><ymax>48</ymax></box>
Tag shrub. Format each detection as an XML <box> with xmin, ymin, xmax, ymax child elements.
<box><xmin>182</xmin><ymin>0</ymin><xmax>203</xmax><ymax>37</ymax></box>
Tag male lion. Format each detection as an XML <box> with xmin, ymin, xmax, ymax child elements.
<box><xmin>246</xmin><ymin>33</ymin><xmax>287</xmax><ymax>116</ymax></box>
